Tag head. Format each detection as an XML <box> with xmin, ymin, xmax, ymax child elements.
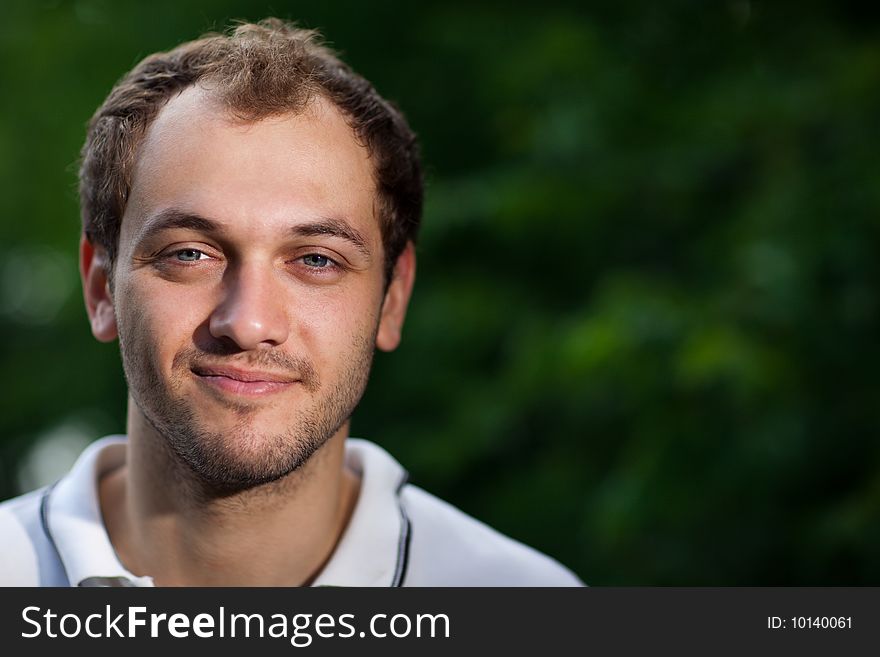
<box><xmin>80</xmin><ymin>18</ymin><xmax>422</xmax><ymax>286</ymax></box>
<box><xmin>78</xmin><ymin>19</ymin><xmax>422</xmax><ymax>493</ymax></box>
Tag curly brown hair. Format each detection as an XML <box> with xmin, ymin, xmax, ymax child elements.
<box><xmin>78</xmin><ymin>18</ymin><xmax>423</xmax><ymax>284</ymax></box>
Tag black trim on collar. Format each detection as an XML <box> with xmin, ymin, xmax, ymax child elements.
<box><xmin>390</xmin><ymin>472</ymin><xmax>412</xmax><ymax>587</ymax></box>
<box><xmin>39</xmin><ymin>483</ymin><xmax>69</xmax><ymax>586</ymax></box>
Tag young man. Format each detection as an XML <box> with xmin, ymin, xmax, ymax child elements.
<box><xmin>0</xmin><ymin>19</ymin><xmax>582</xmax><ymax>587</ymax></box>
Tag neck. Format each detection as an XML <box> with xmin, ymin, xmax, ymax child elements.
<box><xmin>99</xmin><ymin>397</ymin><xmax>360</xmax><ymax>586</ymax></box>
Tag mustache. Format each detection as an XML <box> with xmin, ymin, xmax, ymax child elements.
<box><xmin>173</xmin><ymin>345</ymin><xmax>320</xmax><ymax>393</ymax></box>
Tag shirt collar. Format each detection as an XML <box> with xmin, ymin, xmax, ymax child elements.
<box><xmin>45</xmin><ymin>435</ymin><xmax>153</xmax><ymax>587</ymax></box>
<box><xmin>44</xmin><ymin>436</ymin><xmax>409</xmax><ymax>587</ymax></box>
<box><xmin>311</xmin><ymin>438</ymin><xmax>410</xmax><ymax>587</ymax></box>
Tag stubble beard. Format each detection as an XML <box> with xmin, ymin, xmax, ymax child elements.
<box><xmin>118</xmin><ymin>323</ymin><xmax>376</xmax><ymax>496</ymax></box>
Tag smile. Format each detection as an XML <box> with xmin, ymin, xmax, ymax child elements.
<box><xmin>190</xmin><ymin>365</ymin><xmax>299</xmax><ymax>397</ymax></box>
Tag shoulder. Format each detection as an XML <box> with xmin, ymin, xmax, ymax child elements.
<box><xmin>0</xmin><ymin>488</ymin><xmax>66</xmax><ymax>586</ymax></box>
<box><xmin>399</xmin><ymin>484</ymin><xmax>584</xmax><ymax>587</ymax></box>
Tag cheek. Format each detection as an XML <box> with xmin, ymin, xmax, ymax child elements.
<box><xmin>293</xmin><ymin>289</ymin><xmax>380</xmax><ymax>366</ymax></box>
<box><xmin>117</xmin><ymin>279</ymin><xmax>210</xmax><ymax>361</ymax></box>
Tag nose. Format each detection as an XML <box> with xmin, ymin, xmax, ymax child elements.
<box><xmin>208</xmin><ymin>261</ymin><xmax>290</xmax><ymax>349</ymax></box>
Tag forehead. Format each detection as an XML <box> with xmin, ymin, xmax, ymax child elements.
<box><xmin>122</xmin><ymin>85</ymin><xmax>378</xmax><ymax>245</ymax></box>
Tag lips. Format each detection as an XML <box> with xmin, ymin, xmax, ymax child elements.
<box><xmin>192</xmin><ymin>365</ymin><xmax>297</xmax><ymax>383</ymax></box>
<box><xmin>191</xmin><ymin>365</ymin><xmax>299</xmax><ymax>397</ymax></box>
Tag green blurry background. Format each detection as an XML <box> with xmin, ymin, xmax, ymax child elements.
<box><xmin>2</xmin><ymin>0</ymin><xmax>879</xmax><ymax>584</ymax></box>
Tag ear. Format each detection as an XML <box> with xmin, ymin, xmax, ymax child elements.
<box><xmin>79</xmin><ymin>234</ymin><xmax>118</xmax><ymax>342</ymax></box>
<box><xmin>376</xmin><ymin>241</ymin><xmax>416</xmax><ymax>352</ymax></box>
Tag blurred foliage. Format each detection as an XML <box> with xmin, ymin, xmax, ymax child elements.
<box><xmin>2</xmin><ymin>0</ymin><xmax>880</xmax><ymax>584</ymax></box>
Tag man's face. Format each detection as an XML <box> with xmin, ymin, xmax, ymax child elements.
<box><xmin>90</xmin><ymin>87</ymin><xmax>406</xmax><ymax>491</ymax></box>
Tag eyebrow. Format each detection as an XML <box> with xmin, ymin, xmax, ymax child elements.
<box><xmin>290</xmin><ymin>217</ymin><xmax>371</xmax><ymax>260</ymax></box>
<box><xmin>136</xmin><ymin>208</ymin><xmax>372</xmax><ymax>260</ymax></box>
<box><xmin>135</xmin><ymin>208</ymin><xmax>222</xmax><ymax>245</ymax></box>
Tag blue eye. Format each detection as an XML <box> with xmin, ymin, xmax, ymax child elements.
<box><xmin>175</xmin><ymin>249</ymin><xmax>205</xmax><ymax>262</ymax></box>
<box><xmin>302</xmin><ymin>254</ymin><xmax>331</xmax><ymax>268</ymax></box>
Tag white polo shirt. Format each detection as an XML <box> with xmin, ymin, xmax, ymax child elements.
<box><xmin>0</xmin><ymin>437</ymin><xmax>583</xmax><ymax>587</ymax></box>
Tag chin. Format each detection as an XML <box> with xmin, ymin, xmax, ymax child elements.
<box><xmin>158</xmin><ymin>417</ymin><xmax>335</xmax><ymax>494</ymax></box>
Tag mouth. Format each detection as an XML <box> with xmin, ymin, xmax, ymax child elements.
<box><xmin>190</xmin><ymin>365</ymin><xmax>300</xmax><ymax>397</ymax></box>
